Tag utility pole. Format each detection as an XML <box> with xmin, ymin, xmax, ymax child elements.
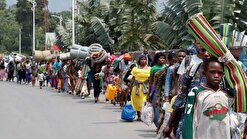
<box><xmin>72</xmin><ymin>0</ymin><xmax>75</xmax><ymax>46</ymax></box>
<box><xmin>19</xmin><ymin>28</ymin><xmax>21</xmax><ymax>54</ymax></box>
<box><xmin>44</xmin><ymin>0</ymin><xmax>48</xmax><ymax>33</ymax></box>
<box><xmin>27</xmin><ymin>0</ymin><xmax>36</xmax><ymax>54</ymax></box>
<box><xmin>44</xmin><ymin>0</ymin><xmax>49</xmax><ymax>50</ymax></box>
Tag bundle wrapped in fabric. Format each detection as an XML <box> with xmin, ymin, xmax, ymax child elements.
<box><xmin>88</xmin><ymin>43</ymin><xmax>108</xmax><ymax>63</ymax></box>
<box><xmin>187</xmin><ymin>13</ymin><xmax>247</xmax><ymax>112</ymax></box>
<box><xmin>219</xmin><ymin>23</ymin><xmax>232</xmax><ymax>48</ymax></box>
<box><xmin>34</xmin><ymin>50</ymin><xmax>51</xmax><ymax>62</ymax></box>
<box><xmin>45</xmin><ymin>54</ymin><xmax>56</xmax><ymax>61</ymax></box>
<box><xmin>12</xmin><ymin>53</ymin><xmax>26</xmax><ymax>62</ymax></box>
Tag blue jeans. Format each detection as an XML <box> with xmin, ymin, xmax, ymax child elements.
<box><xmin>25</xmin><ymin>69</ymin><xmax>31</xmax><ymax>83</ymax></box>
<box><xmin>151</xmin><ymin>88</ymin><xmax>160</xmax><ymax>127</ymax></box>
<box><xmin>176</xmin><ymin>113</ymin><xmax>185</xmax><ymax>139</ymax></box>
<box><xmin>63</xmin><ymin>78</ymin><xmax>68</xmax><ymax>92</ymax></box>
<box><xmin>172</xmin><ymin>96</ymin><xmax>185</xmax><ymax>110</ymax></box>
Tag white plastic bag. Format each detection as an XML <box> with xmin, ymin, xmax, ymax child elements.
<box><xmin>229</xmin><ymin>110</ymin><xmax>247</xmax><ymax>139</ymax></box>
<box><xmin>141</xmin><ymin>101</ymin><xmax>154</xmax><ymax>126</ymax></box>
<box><xmin>156</xmin><ymin>102</ymin><xmax>171</xmax><ymax>139</ymax></box>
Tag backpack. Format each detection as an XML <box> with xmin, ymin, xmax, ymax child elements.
<box><xmin>180</xmin><ymin>63</ymin><xmax>201</xmax><ymax>97</ymax></box>
<box><xmin>123</xmin><ymin>63</ymin><xmax>136</xmax><ymax>83</ymax></box>
<box><xmin>184</xmin><ymin>55</ymin><xmax>192</xmax><ymax>69</ymax></box>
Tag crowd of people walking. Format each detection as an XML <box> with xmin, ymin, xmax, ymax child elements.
<box><xmin>1</xmin><ymin>41</ymin><xmax>247</xmax><ymax>139</ymax></box>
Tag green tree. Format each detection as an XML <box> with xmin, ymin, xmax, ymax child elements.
<box><xmin>234</xmin><ymin>0</ymin><xmax>247</xmax><ymax>35</ymax></box>
<box><xmin>149</xmin><ymin>0</ymin><xmax>247</xmax><ymax>49</ymax></box>
<box><xmin>0</xmin><ymin>0</ymin><xmax>6</xmax><ymax>10</ymax></box>
<box><xmin>15</xmin><ymin>0</ymin><xmax>49</xmax><ymax>52</ymax></box>
<box><xmin>55</xmin><ymin>0</ymin><xmax>113</xmax><ymax>51</ymax></box>
<box><xmin>0</xmin><ymin>6</ymin><xmax>21</xmax><ymax>53</ymax></box>
<box><xmin>117</xmin><ymin>0</ymin><xmax>157</xmax><ymax>51</ymax></box>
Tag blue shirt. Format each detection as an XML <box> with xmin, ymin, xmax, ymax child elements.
<box><xmin>164</xmin><ymin>64</ymin><xmax>179</xmax><ymax>97</ymax></box>
<box><xmin>53</xmin><ymin>61</ymin><xmax>62</xmax><ymax>73</ymax></box>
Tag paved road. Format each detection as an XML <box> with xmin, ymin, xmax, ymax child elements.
<box><xmin>0</xmin><ymin>81</ymin><xmax>156</xmax><ymax>139</ymax></box>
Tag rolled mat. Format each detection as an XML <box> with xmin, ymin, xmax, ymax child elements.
<box><xmin>70</xmin><ymin>44</ymin><xmax>89</xmax><ymax>60</ymax></box>
<box><xmin>219</xmin><ymin>23</ymin><xmax>232</xmax><ymax>48</ymax></box>
<box><xmin>187</xmin><ymin>13</ymin><xmax>247</xmax><ymax>112</ymax></box>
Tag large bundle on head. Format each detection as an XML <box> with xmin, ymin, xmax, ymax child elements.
<box><xmin>0</xmin><ymin>53</ymin><xmax>4</xmax><ymax>60</ymax></box>
<box><xmin>12</xmin><ymin>53</ymin><xmax>26</xmax><ymax>62</ymax></box>
<box><xmin>70</xmin><ymin>44</ymin><xmax>89</xmax><ymax>60</ymax></box>
<box><xmin>45</xmin><ymin>54</ymin><xmax>56</xmax><ymax>61</ymax></box>
<box><xmin>187</xmin><ymin>13</ymin><xmax>247</xmax><ymax>112</ymax></box>
<box><xmin>88</xmin><ymin>43</ymin><xmax>108</xmax><ymax>63</ymax></box>
<box><xmin>59</xmin><ymin>53</ymin><xmax>70</xmax><ymax>61</ymax></box>
<box><xmin>34</xmin><ymin>50</ymin><xmax>51</xmax><ymax>62</ymax></box>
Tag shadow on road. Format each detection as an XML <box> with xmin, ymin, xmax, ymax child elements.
<box><xmin>91</xmin><ymin>121</ymin><xmax>119</xmax><ymax>125</ymax></box>
<box><xmin>135</xmin><ymin>129</ymin><xmax>156</xmax><ymax>138</ymax></box>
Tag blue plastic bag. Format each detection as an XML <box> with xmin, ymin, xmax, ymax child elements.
<box><xmin>121</xmin><ymin>104</ymin><xmax>136</xmax><ymax>121</ymax></box>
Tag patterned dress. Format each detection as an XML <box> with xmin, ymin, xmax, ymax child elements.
<box><xmin>101</xmin><ymin>65</ymin><xmax>113</xmax><ymax>94</ymax></box>
<box><xmin>150</xmin><ymin>64</ymin><xmax>166</xmax><ymax>127</ymax></box>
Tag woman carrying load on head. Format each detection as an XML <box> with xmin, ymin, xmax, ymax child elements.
<box><xmin>130</xmin><ymin>54</ymin><xmax>151</xmax><ymax>121</ymax></box>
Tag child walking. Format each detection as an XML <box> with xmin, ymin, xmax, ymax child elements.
<box><xmin>37</xmin><ymin>70</ymin><xmax>45</xmax><ymax>89</ymax></box>
<box><xmin>183</xmin><ymin>58</ymin><xmax>234</xmax><ymax>139</ymax></box>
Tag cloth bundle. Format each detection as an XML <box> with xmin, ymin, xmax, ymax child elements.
<box><xmin>88</xmin><ymin>43</ymin><xmax>108</xmax><ymax>63</ymax></box>
<box><xmin>187</xmin><ymin>13</ymin><xmax>247</xmax><ymax>112</ymax></box>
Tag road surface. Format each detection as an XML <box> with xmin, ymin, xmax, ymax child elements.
<box><xmin>0</xmin><ymin>81</ymin><xmax>156</xmax><ymax>139</ymax></box>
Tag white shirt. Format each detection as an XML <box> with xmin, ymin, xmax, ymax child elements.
<box><xmin>177</xmin><ymin>55</ymin><xmax>202</xmax><ymax>75</ymax></box>
<box><xmin>37</xmin><ymin>73</ymin><xmax>44</xmax><ymax>81</ymax></box>
<box><xmin>25</xmin><ymin>63</ymin><xmax>31</xmax><ymax>70</ymax></box>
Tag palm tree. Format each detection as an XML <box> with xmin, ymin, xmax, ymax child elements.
<box><xmin>148</xmin><ymin>0</ymin><xmax>247</xmax><ymax>50</ymax></box>
<box><xmin>234</xmin><ymin>0</ymin><xmax>247</xmax><ymax>34</ymax></box>
<box><xmin>115</xmin><ymin>0</ymin><xmax>156</xmax><ymax>51</ymax></box>
<box><xmin>56</xmin><ymin>0</ymin><xmax>113</xmax><ymax>51</ymax></box>
<box><xmin>146</xmin><ymin>0</ymin><xmax>201</xmax><ymax>50</ymax></box>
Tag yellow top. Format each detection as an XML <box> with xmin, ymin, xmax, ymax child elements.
<box><xmin>131</xmin><ymin>66</ymin><xmax>151</xmax><ymax>82</ymax></box>
<box><xmin>168</xmin><ymin>95</ymin><xmax>177</xmax><ymax>113</ymax></box>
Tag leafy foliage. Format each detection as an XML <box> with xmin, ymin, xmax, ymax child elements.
<box><xmin>234</xmin><ymin>0</ymin><xmax>247</xmax><ymax>35</ymax></box>
<box><xmin>0</xmin><ymin>6</ymin><xmax>20</xmax><ymax>54</ymax></box>
<box><xmin>0</xmin><ymin>0</ymin><xmax>6</xmax><ymax>10</ymax></box>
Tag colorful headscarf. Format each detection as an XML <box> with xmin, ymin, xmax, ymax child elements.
<box><xmin>138</xmin><ymin>54</ymin><xmax>147</xmax><ymax>65</ymax></box>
